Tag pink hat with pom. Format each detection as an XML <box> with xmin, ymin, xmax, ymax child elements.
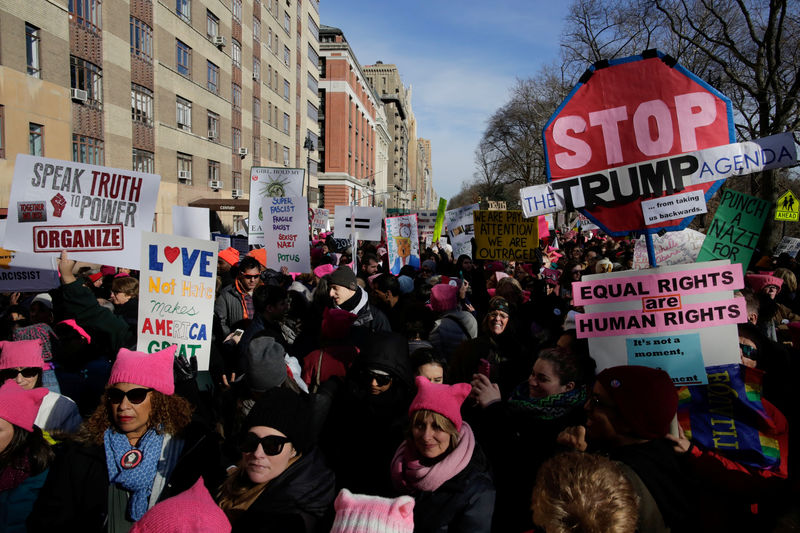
<box><xmin>129</xmin><ymin>477</ymin><xmax>231</xmax><ymax>533</ymax></box>
<box><xmin>0</xmin><ymin>381</ymin><xmax>48</xmax><ymax>432</ymax></box>
<box><xmin>109</xmin><ymin>345</ymin><xmax>177</xmax><ymax>395</ymax></box>
<box><xmin>0</xmin><ymin>339</ymin><xmax>45</xmax><ymax>370</ymax></box>
<box><xmin>430</xmin><ymin>283</ymin><xmax>458</xmax><ymax>312</ymax></box>
<box><xmin>330</xmin><ymin>488</ymin><xmax>415</xmax><ymax>533</ymax></box>
<box><xmin>409</xmin><ymin>375</ymin><xmax>471</xmax><ymax>431</ymax></box>
<box><xmin>314</xmin><ymin>263</ymin><xmax>336</xmax><ymax>278</ymax></box>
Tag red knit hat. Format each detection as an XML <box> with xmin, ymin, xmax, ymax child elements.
<box><xmin>409</xmin><ymin>376</ymin><xmax>471</xmax><ymax>431</ymax></box>
<box><xmin>0</xmin><ymin>381</ymin><xmax>48</xmax><ymax>432</ymax></box>
<box><xmin>89</xmin><ymin>272</ymin><xmax>103</xmax><ymax>283</ymax></box>
<box><xmin>129</xmin><ymin>477</ymin><xmax>231</xmax><ymax>533</ymax></box>
<box><xmin>218</xmin><ymin>247</ymin><xmax>240</xmax><ymax>266</ymax></box>
<box><xmin>745</xmin><ymin>273</ymin><xmax>783</xmax><ymax>293</ymax></box>
<box><xmin>0</xmin><ymin>339</ymin><xmax>45</xmax><ymax>370</ymax></box>
<box><xmin>321</xmin><ymin>308</ymin><xmax>358</xmax><ymax>340</ymax></box>
<box><xmin>108</xmin><ymin>345</ymin><xmax>177</xmax><ymax>395</ymax></box>
<box><xmin>596</xmin><ymin>365</ymin><xmax>677</xmax><ymax>439</ymax></box>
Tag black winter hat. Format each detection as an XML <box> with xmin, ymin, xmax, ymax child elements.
<box><xmin>243</xmin><ymin>388</ymin><xmax>313</xmax><ymax>453</ymax></box>
<box><xmin>329</xmin><ymin>266</ymin><xmax>357</xmax><ymax>291</ymax></box>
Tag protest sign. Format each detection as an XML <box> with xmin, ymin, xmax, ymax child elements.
<box><xmin>696</xmin><ymin>189</ymin><xmax>769</xmax><ymax>267</ymax></box>
<box><xmin>575</xmin><ymin>261</ymin><xmax>745</xmax><ymax>384</ymax></box>
<box><xmin>642</xmin><ymin>190</ymin><xmax>707</xmax><ymax>225</ymax></box>
<box><xmin>520</xmin><ymin>183</ymin><xmax>564</xmax><ymax>218</ymax></box>
<box><xmin>333</xmin><ymin>206</ymin><xmax>383</xmax><ymax>241</ymax></box>
<box><xmin>433</xmin><ymin>198</ymin><xmax>447</xmax><ymax>242</ymax></box>
<box><xmin>775</xmin><ymin>236</ymin><xmax>800</xmax><ymax>258</ymax></box>
<box><xmin>416</xmin><ymin>210</ymin><xmax>439</xmax><ymax>240</ymax></box>
<box><xmin>264</xmin><ymin>196</ymin><xmax>310</xmax><ymax>273</ymax></box>
<box><xmin>633</xmin><ymin>228</ymin><xmax>706</xmax><ymax>269</ymax></box>
<box><xmin>248</xmin><ymin>167</ymin><xmax>305</xmax><ymax>245</ymax></box>
<box><xmin>474</xmin><ymin>210</ymin><xmax>539</xmax><ymax>262</ymax></box>
<box><xmin>212</xmin><ymin>233</ymin><xmax>231</xmax><ymax>251</ymax></box>
<box><xmin>386</xmin><ymin>214</ymin><xmax>420</xmax><ymax>274</ymax></box>
<box><xmin>444</xmin><ymin>203</ymin><xmax>478</xmax><ymax>259</ymax></box>
<box><xmin>4</xmin><ymin>155</ymin><xmax>160</xmax><ymax>268</ymax></box>
<box><xmin>775</xmin><ymin>190</ymin><xmax>799</xmax><ymax>222</ymax></box>
<box><xmin>488</xmin><ymin>201</ymin><xmax>506</xmax><ymax>211</ymax></box>
<box><xmin>137</xmin><ymin>232</ymin><xmax>218</xmax><ymax>370</ymax></box>
<box><xmin>0</xmin><ymin>220</ymin><xmax>59</xmax><ymax>292</ymax></box>
<box><xmin>312</xmin><ymin>208</ymin><xmax>330</xmax><ymax>231</ymax></box>
<box><xmin>172</xmin><ymin>206</ymin><xmax>210</xmax><ymax>240</ymax></box>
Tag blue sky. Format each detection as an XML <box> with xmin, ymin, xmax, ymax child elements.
<box><xmin>319</xmin><ymin>1</ymin><xmax>574</xmax><ymax>202</ymax></box>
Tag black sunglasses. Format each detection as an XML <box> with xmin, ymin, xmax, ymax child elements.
<box><xmin>739</xmin><ymin>343</ymin><xmax>758</xmax><ymax>359</ymax></box>
<box><xmin>364</xmin><ymin>370</ymin><xmax>392</xmax><ymax>387</ymax></box>
<box><xmin>241</xmin><ymin>274</ymin><xmax>260</xmax><ymax>280</ymax></box>
<box><xmin>239</xmin><ymin>433</ymin><xmax>291</xmax><ymax>455</ymax></box>
<box><xmin>0</xmin><ymin>367</ymin><xmax>41</xmax><ymax>380</ymax></box>
<box><xmin>107</xmin><ymin>387</ymin><xmax>154</xmax><ymax>405</ymax></box>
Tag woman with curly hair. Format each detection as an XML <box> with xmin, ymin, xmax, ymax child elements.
<box><xmin>28</xmin><ymin>346</ymin><xmax>224</xmax><ymax>533</ymax></box>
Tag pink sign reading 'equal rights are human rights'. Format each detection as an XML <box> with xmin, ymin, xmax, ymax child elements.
<box><xmin>575</xmin><ymin>297</ymin><xmax>746</xmax><ymax>338</ymax></box>
<box><xmin>572</xmin><ymin>263</ymin><xmax>743</xmax><ymax>306</ymax></box>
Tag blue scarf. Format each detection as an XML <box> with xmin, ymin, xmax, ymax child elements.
<box><xmin>104</xmin><ymin>427</ymin><xmax>164</xmax><ymax>521</ymax></box>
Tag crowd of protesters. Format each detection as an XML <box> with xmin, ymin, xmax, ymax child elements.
<box><xmin>0</xmin><ymin>229</ymin><xmax>798</xmax><ymax>532</ymax></box>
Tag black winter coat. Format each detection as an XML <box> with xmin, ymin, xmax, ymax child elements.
<box><xmin>27</xmin><ymin>422</ymin><xmax>224</xmax><ymax>533</ymax></box>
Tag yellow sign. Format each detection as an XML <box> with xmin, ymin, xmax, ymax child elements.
<box><xmin>474</xmin><ymin>210</ymin><xmax>538</xmax><ymax>261</ymax></box>
<box><xmin>775</xmin><ymin>191</ymin><xmax>799</xmax><ymax>221</ymax></box>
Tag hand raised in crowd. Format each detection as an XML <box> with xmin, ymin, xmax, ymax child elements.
<box><xmin>470</xmin><ymin>373</ymin><xmax>501</xmax><ymax>408</ymax></box>
<box><xmin>7</xmin><ymin>291</ymin><xmax>21</xmax><ymax>306</ymax></box>
<box><xmin>220</xmin><ymin>372</ymin><xmax>237</xmax><ymax>391</ymax></box>
<box><xmin>557</xmin><ymin>425</ymin><xmax>588</xmax><ymax>452</ymax></box>
<box><xmin>665</xmin><ymin>425</ymin><xmax>692</xmax><ymax>454</ymax></box>
<box><xmin>58</xmin><ymin>250</ymin><xmax>77</xmax><ymax>284</ymax></box>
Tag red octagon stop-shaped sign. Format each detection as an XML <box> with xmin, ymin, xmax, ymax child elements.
<box><xmin>543</xmin><ymin>50</ymin><xmax>734</xmax><ymax>236</ymax></box>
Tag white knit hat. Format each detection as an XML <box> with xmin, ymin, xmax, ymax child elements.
<box><xmin>330</xmin><ymin>489</ymin><xmax>415</xmax><ymax>533</ymax></box>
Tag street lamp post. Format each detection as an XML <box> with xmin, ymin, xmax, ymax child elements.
<box><xmin>303</xmin><ymin>134</ymin><xmax>314</xmax><ymax>201</ymax></box>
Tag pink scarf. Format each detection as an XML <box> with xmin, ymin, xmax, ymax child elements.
<box><xmin>390</xmin><ymin>422</ymin><xmax>475</xmax><ymax>493</ymax></box>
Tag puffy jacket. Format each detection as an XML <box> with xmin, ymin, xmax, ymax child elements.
<box><xmin>215</xmin><ymin>281</ymin><xmax>251</xmax><ymax>337</ymax></box>
<box><xmin>429</xmin><ymin>311</ymin><xmax>477</xmax><ymax>360</ymax></box>
<box><xmin>0</xmin><ymin>469</ymin><xmax>48</xmax><ymax>533</ymax></box>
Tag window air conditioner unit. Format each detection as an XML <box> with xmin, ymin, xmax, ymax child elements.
<box><xmin>70</xmin><ymin>88</ymin><xmax>88</xmax><ymax>102</ymax></box>
<box><xmin>208</xmin><ymin>130</ymin><xmax>216</xmax><ymax>140</ymax></box>
<box><xmin>213</xmin><ymin>36</ymin><xmax>226</xmax><ymax>47</ymax></box>
<box><xmin>178</xmin><ymin>170</ymin><xmax>191</xmax><ymax>182</ymax></box>
<box><xmin>209</xmin><ymin>180</ymin><xmax>223</xmax><ymax>190</ymax></box>
<box><xmin>252</xmin><ymin>74</ymin><xmax>259</xmax><ymax>81</ymax></box>
<box><xmin>231</xmin><ymin>188</ymin><xmax>243</xmax><ymax>198</ymax></box>
<box><xmin>283</xmin><ymin>158</ymin><xmax>290</xmax><ymax>167</ymax></box>
<box><xmin>238</xmin><ymin>147</ymin><xmax>248</xmax><ymax>156</ymax></box>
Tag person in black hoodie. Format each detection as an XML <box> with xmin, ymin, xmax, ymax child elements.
<box><xmin>327</xmin><ymin>267</ymin><xmax>390</xmax><ymax>346</ymax></box>
<box><xmin>217</xmin><ymin>387</ymin><xmax>335</xmax><ymax>533</ymax></box>
<box><xmin>319</xmin><ymin>332</ymin><xmax>413</xmax><ymax>496</ymax></box>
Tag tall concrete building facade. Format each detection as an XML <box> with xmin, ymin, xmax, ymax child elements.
<box><xmin>0</xmin><ymin>0</ymin><xmax>320</xmax><ymax>231</ymax></box>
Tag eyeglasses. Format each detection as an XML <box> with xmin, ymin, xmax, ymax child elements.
<box><xmin>739</xmin><ymin>343</ymin><xmax>758</xmax><ymax>359</ymax></box>
<box><xmin>0</xmin><ymin>367</ymin><xmax>41</xmax><ymax>381</ymax></box>
<box><xmin>239</xmin><ymin>433</ymin><xmax>291</xmax><ymax>455</ymax></box>
<box><xmin>106</xmin><ymin>387</ymin><xmax>154</xmax><ymax>405</ymax></box>
<box><xmin>241</xmin><ymin>274</ymin><xmax>261</xmax><ymax>280</ymax></box>
<box><xmin>364</xmin><ymin>370</ymin><xmax>392</xmax><ymax>387</ymax></box>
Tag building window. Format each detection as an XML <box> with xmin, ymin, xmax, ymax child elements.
<box><xmin>132</xmin><ymin>148</ymin><xmax>154</xmax><ymax>173</ymax></box>
<box><xmin>70</xmin><ymin>56</ymin><xmax>103</xmax><ymax>107</ymax></box>
<box><xmin>233</xmin><ymin>171</ymin><xmax>242</xmax><ymax>190</ymax></box>
<box><xmin>253</xmin><ymin>136</ymin><xmax>260</xmax><ymax>159</ymax></box>
<box><xmin>176</xmin><ymin>40</ymin><xmax>191</xmax><ymax>76</ymax></box>
<box><xmin>207</xmin><ymin>111</ymin><xmax>219</xmax><ymax>140</ymax></box>
<box><xmin>282</xmin><ymin>146</ymin><xmax>289</xmax><ymax>165</ymax></box>
<box><xmin>232</xmin><ymin>83</ymin><xmax>241</xmax><ymax>110</ymax></box>
<box><xmin>130</xmin><ymin>17</ymin><xmax>153</xmax><ymax>62</ymax></box>
<box><xmin>29</xmin><ymin>123</ymin><xmax>44</xmax><ymax>156</ymax></box>
<box><xmin>283</xmin><ymin>79</ymin><xmax>290</xmax><ymax>101</ymax></box>
<box><xmin>268</xmin><ymin>27</ymin><xmax>272</xmax><ymax>48</ymax></box>
<box><xmin>176</xmin><ymin>96</ymin><xmax>192</xmax><ymax>130</ymax></box>
<box><xmin>26</xmin><ymin>23</ymin><xmax>41</xmax><ymax>78</ymax></box>
<box><xmin>283</xmin><ymin>113</ymin><xmax>289</xmax><ymax>134</ymax></box>
<box><xmin>208</xmin><ymin>160</ymin><xmax>220</xmax><ymax>183</ymax></box>
<box><xmin>176</xmin><ymin>0</ymin><xmax>191</xmax><ymax>23</ymax></box>
<box><xmin>72</xmin><ymin>134</ymin><xmax>104</xmax><ymax>164</ymax></box>
<box><xmin>307</xmin><ymin>71</ymin><xmax>317</xmax><ymax>92</ymax></box>
<box><xmin>206</xmin><ymin>10</ymin><xmax>219</xmax><ymax>39</ymax></box>
<box><xmin>0</xmin><ymin>105</ymin><xmax>4</xmax><ymax>158</ymax></box>
<box><xmin>232</xmin><ymin>128</ymin><xmax>241</xmax><ymax>151</ymax></box>
<box><xmin>253</xmin><ymin>17</ymin><xmax>261</xmax><ymax>41</ymax></box>
<box><xmin>207</xmin><ymin>61</ymin><xmax>219</xmax><ymax>93</ymax></box>
<box><xmin>307</xmin><ymin>14</ymin><xmax>319</xmax><ymax>41</ymax></box>
<box><xmin>307</xmin><ymin>43</ymin><xmax>318</xmax><ymax>65</ymax></box>
<box><xmin>232</xmin><ymin>0</ymin><xmax>242</xmax><ymax>22</ymax></box>
<box><xmin>232</xmin><ymin>39</ymin><xmax>241</xmax><ymax>67</ymax></box>
<box><xmin>177</xmin><ymin>153</ymin><xmax>192</xmax><ymax>181</ymax></box>
<box><xmin>70</xmin><ymin>0</ymin><xmax>102</xmax><ymax>32</ymax></box>
<box><xmin>283</xmin><ymin>11</ymin><xmax>290</xmax><ymax>33</ymax></box>
<box><xmin>131</xmin><ymin>84</ymin><xmax>153</xmax><ymax>126</ymax></box>
<box><xmin>253</xmin><ymin>57</ymin><xmax>260</xmax><ymax>80</ymax></box>
<box><xmin>253</xmin><ymin>98</ymin><xmax>261</xmax><ymax>121</ymax></box>
<box><xmin>307</xmin><ymin>100</ymin><xmax>317</xmax><ymax>121</ymax></box>
<box><xmin>283</xmin><ymin>45</ymin><xmax>290</xmax><ymax>67</ymax></box>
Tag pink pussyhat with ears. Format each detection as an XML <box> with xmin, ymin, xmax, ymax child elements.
<box><xmin>409</xmin><ymin>375</ymin><xmax>471</xmax><ymax>431</ymax></box>
<box><xmin>330</xmin><ymin>488</ymin><xmax>415</xmax><ymax>533</ymax></box>
<box><xmin>108</xmin><ymin>345</ymin><xmax>177</xmax><ymax>395</ymax></box>
<box><xmin>0</xmin><ymin>339</ymin><xmax>45</xmax><ymax>370</ymax></box>
<box><xmin>0</xmin><ymin>380</ymin><xmax>48</xmax><ymax>432</ymax></box>
<box><xmin>129</xmin><ymin>477</ymin><xmax>231</xmax><ymax>533</ymax></box>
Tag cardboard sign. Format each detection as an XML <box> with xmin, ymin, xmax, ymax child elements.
<box><xmin>333</xmin><ymin>206</ymin><xmax>383</xmax><ymax>241</ymax></box>
<box><xmin>433</xmin><ymin>198</ymin><xmax>447</xmax><ymax>242</ymax></box>
<box><xmin>488</xmin><ymin>200</ymin><xmax>506</xmax><ymax>210</ymax></box>
<box><xmin>520</xmin><ymin>183</ymin><xmax>564</xmax><ymax>218</ymax></box>
<box><xmin>445</xmin><ymin>203</ymin><xmax>478</xmax><ymax>259</ymax></box>
<box><xmin>172</xmin><ymin>206</ymin><xmax>210</xmax><ymax>240</ymax></box>
<box><xmin>642</xmin><ymin>190</ymin><xmax>707</xmax><ymax>225</ymax></box>
<box><xmin>775</xmin><ymin>236</ymin><xmax>800</xmax><ymax>258</ymax></box>
<box><xmin>248</xmin><ymin>167</ymin><xmax>305</xmax><ymax>245</ymax></box>
<box><xmin>633</xmin><ymin>228</ymin><xmax>706</xmax><ymax>269</ymax></box>
<box><xmin>312</xmin><ymin>208</ymin><xmax>330</xmax><ymax>231</ymax></box>
<box><xmin>474</xmin><ymin>210</ymin><xmax>539</xmax><ymax>261</ymax></box>
<box><xmin>4</xmin><ymin>155</ymin><xmax>160</xmax><ymax>268</ymax></box>
<box><xmin>264</xmin><ymin>196</ymin><xmax>310</xmax><ymax>273</ymax></box>
<box><xmin>576</xmin><ymin>261</ymin><xmax>745</xmax><ymax>384</ymax></box>
<box><xmin>696</xmin><ymin>189</ymin><xmax>769</xmax><ymax>267</ymax></box>
<box><xmin>775</xmin><ymin>190</ymin><xmax>799</xmax><ymax>221</ymax></box>
<box><xmin>416</xmin><ymin>210</ymin><xmax>439</xmax><ymax>239</ymax></box>
<box><xmin>137</xmin><ymin>232</ymin><xmax>218</xmax><ymax>370</ymax></box>
<box><xmin>386</xmin><ymin>214</ymin><xmax>420</xmax><ymax>274</ymax></box>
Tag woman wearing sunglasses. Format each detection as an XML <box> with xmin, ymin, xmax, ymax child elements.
<box><xmin>0</xmin><ymin>339</ymin><xmax>81</xmax><ymax>434</ymax></box>
<box><xmin>28</xmin><ymin>345</ymin><xmax>224</xmax><ymax>533</ymax></box>
<box><xmin>217</xmin><ymin>387</ymin><xmax>335</xmax><ymax>532</ymax></box>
